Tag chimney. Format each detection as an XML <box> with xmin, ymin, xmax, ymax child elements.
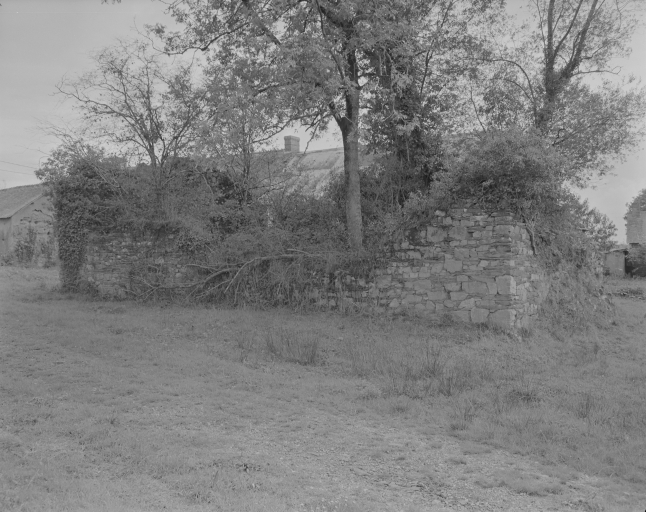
<box><xmin>284</xmin><ymin>135</ymin><xmax>300</xmax><ymax>153</ymax></box>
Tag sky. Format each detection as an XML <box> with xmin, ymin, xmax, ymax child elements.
<box><xmin>0</xmin><ymin>0</ymin><xmax>645</xmax><ymax>242</ymax></box>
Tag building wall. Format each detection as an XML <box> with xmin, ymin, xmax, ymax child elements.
<box><xmin>604</xmin><ymin>252</ymin><xmax>626</xmax><ymax>277</ymax></box>
<box><xmin>0</xmin><ymin>195</ymin><xmax>54</xmax><ymax>257</ymax></box>
<box><xmin>83</xmin><ymin>207</ymin><xmax>548</xmax><ymax>329</ymax></box>
<box><xmin>0</xmin><ymin>218</ymin><xmax>11</xmax><ymax>256</ymax></box>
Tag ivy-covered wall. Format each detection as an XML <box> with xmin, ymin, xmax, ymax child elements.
<box><xmin>83</xmin><ymin>233</ymin><xmax>200</xmax><ymax>299</ymax></box>
<box><xmin>83</xmin><ymin>206</ymin><xmax>548</xmax><ymax>329</ymax></box>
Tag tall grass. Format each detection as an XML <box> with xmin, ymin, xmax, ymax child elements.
<box><xmin>340</xmin><ymin>322</ymin><xmax>646</xmax><ymax>483</ymax></box>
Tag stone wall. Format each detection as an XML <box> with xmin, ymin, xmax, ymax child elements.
<box><xmin>83</xmin><ymin>233</ymin><xmax>200</xmax><ymax>299</ymax></box>
<box><xmin>316</xmin><ymin>207</ymin><xmax>548</xmax><ymax>329</ymax></box>
<box><xmin>83</xmin><ymin>207</ymin><xmax>548</xmax><ymax>329</ymax></box>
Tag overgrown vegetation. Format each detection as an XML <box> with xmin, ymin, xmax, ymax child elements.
<box><xmin>39</xmin><ymin>0</ymin><xmax>644</xmax><ymax>327</ymax></box>
<box><xmin>3</xmin><ymin>225</ymin><xmax>56</xmax><ymax>268</ymax></box>
<box><xmin>2</xmin><ymin>267</ymin><xmax>645</xmax><ymax>511</ymax></box>
<box><xmin>11</xmin><ymin>225</ymin><xmax>38</xmax><ymax>264</ymax></box>
<box><xmin>626</xmin><ymin>245</ymin><xmax>646</xmax><ymax>277</ymax></box>
<box><xmin>394</xmin><ymin>129</ymin><xmax>617</xmax><ymax>331</ymax></box>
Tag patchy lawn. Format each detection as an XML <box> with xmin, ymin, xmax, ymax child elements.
<box><xmin>1</xmin><ymin>266</ymin><xmax>645</xmax><ymax>512</ymax></box>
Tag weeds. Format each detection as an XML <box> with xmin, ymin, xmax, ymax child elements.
<box><xmin>265</xmin><ymin>326</ymin><xmax>319</xmax><ymax>365</ymax></box>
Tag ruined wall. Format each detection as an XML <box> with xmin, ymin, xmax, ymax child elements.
<box><xmin>83</xmin><ymin>233</ymin><xmax>200</xmax><ymax>299</ymax></box>
<box><xmin>315</xmin><ymin>207</ymin><xmax>548</xmax><ymax>329</ymax></box>
<box><xmin>83</xmin><ymin>207</ymin><xmax>548</xmax><ymax>329</ymax></box>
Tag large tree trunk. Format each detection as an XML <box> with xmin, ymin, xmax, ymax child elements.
<box><xmin>338</xmin><ymin>85</ymin><xmax>363</xmax><ymax>251</ymax></box>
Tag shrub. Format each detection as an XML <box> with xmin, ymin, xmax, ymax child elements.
<box><xmin>12</xmin><ymin>224</ymin><xmax>38</xmax><ymax>264</ymax></box>
<box><xmin>626</xmin><ymin>245</ymin><xmax>646</xmax><ymax>277</ymax></box>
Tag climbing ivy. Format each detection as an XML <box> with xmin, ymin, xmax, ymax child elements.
<box><xmin>37</xmin><ymin>148</ymin><xmax>117</xmax><ymax>291</ymax></box>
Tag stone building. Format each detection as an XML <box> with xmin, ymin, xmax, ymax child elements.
<box><xmin>0</xmin><ymin>184</ymin><xmax>54</xmax><ymax>257</ymax></box>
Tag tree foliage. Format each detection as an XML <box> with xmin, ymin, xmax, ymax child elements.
<box><xmin>56</xmin><ymin>39</ymin><xmax>205</xmax><ymax>178</ymax></box>
<box><xmin>150</xmin><ymin>0</ymin><xmax>501</xmax><ymax>249</ymax></box>
<box><xmin>36</xmin><ymin>145</ymin><xmax>119</xmax><ymax>290</ymax></box>
<box><xmin>471</xmin><ymin>0</ymin><xmax>646</xmax><ymax>184</ymax></box>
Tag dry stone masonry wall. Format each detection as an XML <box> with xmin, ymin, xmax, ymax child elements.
<box><xmin>84</xmin><ymin>233</ymin><xmax>199</xmax><ymax>299</ymax></box>
<box><xmin>83</xmin><ymin>207</ymin><xmax>548</xmax><ymax>329</ymax></box>
<box><xmin>317</xmin><ymin>207</ymin><xmax>548</xmax><ymax>329</ymax></box>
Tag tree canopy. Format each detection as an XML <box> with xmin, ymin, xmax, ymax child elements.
<box><xmin>149</xmin><ymin>0</ymin><xmax>501</xmax><ymax>250</ymax></box>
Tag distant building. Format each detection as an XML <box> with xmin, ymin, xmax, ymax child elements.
<box><xmin>0</xmin><ymin>184</ymin><xmax>53</xmax><ymax>257</ymax></box>
<box><xmin>259</xmin><ymin>136</ymin><xmax>377</xmax><ymax>196</ymax></box>
<box><xmin>604</xmin><ymin>245</ymin><xmax>628</xmax><ymax>277</ymax></box>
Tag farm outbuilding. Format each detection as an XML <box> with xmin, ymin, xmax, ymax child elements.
<box><xmin>0</xmin><ymin>184</ymin><xmax>53</xmax><ymax>257</ymax></box>
<box><xmin>604</xmin><ymin>246</ymin><xmax>628</xmax><ymax>277</ymax></box>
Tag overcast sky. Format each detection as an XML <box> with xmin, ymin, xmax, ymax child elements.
<box><xmin>1</xmin><ymin>0</ymin><xmax>644</xmax><ymax>242</ymax></box>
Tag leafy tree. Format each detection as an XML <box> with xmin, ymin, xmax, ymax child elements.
<box><xmin>150</xmin><ymin>0</ymin><xmax>498</xmax><ymax>250</ymax></box>
<box><xmin>196</xmin><ymin>60</ymin><xmax>295</xmax><ymax>201</ymax></box>
<box><xmin>55</xmin><ymin>39</ymin><xmax>206</xmax><ymax>191</ymax></box>
<box><xmin>472</xmin><ymin>0</ymin><xmax>646</xmax><ymax>184</ymax></box>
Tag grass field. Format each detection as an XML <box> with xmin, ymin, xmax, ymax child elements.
<box><xmin>1</xmin><ymin>266</ymin><xmax>646</xmax><ymax>511</ymax></box>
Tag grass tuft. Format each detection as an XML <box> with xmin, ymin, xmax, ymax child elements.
<box><xmin>265</xmin><ymin>325</ymin><xmax>319</xmax><ymax>365</ymax></box>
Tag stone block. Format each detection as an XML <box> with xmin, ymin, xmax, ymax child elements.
<box><xmin>403</xmin><ymin>295</ymin><xmax>423</xmax><ymax>304</ymax></box>
<box><xmin>413</xmin><ymin>280</ymin><xmax>435</xmax><ymax>292</ymax></box>
<box><xmin>489</xmin><ymin>309</ymin><xmax>517</xmax><ymax>329</ymax></box>
<box><xmin>443</xmin><ymin>300</ymin><xmax>456</xmax><ymax>308</ymax></box>
<box><xmin>427</xmin><ymin>291</ymin><xmax>448</xmax><ymax>301</ymax></box>
<box><xmin>444</xmin><ymin>260</ymin><xmax>463</xmax><ymax>273</ymax></box>
<box><xmin>389</xmin><ymin>299</ymin><xmax>400</xmax><ymax>308</ymax></box>
<box><xmin>451</xmin><ymin>310</ymin><xmax>471</xmax><ymax>322</ymax></box>
<box><xmin>457</xmin><ymin>274</ymin><xmax>470</xmax><ymax>282</ymax></box>
<box><xmin>431</xmin><ymin>263</ymin><xmax>444</xmax><ymax>274</ymax></box>
<box><xmin>462</xmin><ymin>281</ymin><xmax>489</xmax><ymax>295</ymax></box>
<box><xmin>450</xmin><ymin>291</ymin><xmax>468</xmax><ymax>301</ymax></box>
<box><xmin>444</xmin><ymin>282</ymin><xmax>461</xmax><ymax>292</ymax></box>
<box><xmin>454</xmin><ymin>247</ymin><xmax>470</xmax><ymax>260</ymax></box>
<box><xmin>496</xmin><ymin>275</ymin><xmax>517</xmax><ymax>295</ymax></box>
<box><xmin>449</xmin><ymin>226</ymin><xmax>468</xmax><ymax>240</ymax></box>
<box><xmin>494</xmin><ymin>225</ymin><xmax>514</xmax><ymax>236</ymax></box>
<box><xmin>487</xmin><ymin>281</ymin><xmax>498</xmax><ymax>294</ymax></box>
<box><xmin>426</xmin><ymin>226</ymin><xmax>446</xmax><ymax>243</ymax></box>
<box><xmin>470</xmin><ymin>308</ymin><xmax>490</xmax><ymax>323</ymax></box>
<box><xmin>459</xmin><ymin>298</ymin><xmax>475</xmax><ymax>309</ymax></box>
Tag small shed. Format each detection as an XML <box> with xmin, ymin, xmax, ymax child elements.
<box><xmin>0</xmin><ymin>184</ymin><xmax>53</xmax><ymax>257</ymax></box>
<box><xmin>604</xmin><ymin>245</ymin><xmax>628</xmax><ymax>277</ymax></box>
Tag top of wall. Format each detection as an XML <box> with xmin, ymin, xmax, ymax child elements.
<box><xmin>0</xmin><ymin>184</ymin><xmax>44</xmax><ymax>219</ymax></box>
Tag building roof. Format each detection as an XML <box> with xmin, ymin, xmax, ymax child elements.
<box><xmin>0</xmin><ymin>184</ymin><xmax>45</xmax><ymax>219</ymax></box>
<box><xmin>263</xmin><ymin>146</ymin><xmax>377</xmax><ymax>195</ymax></box>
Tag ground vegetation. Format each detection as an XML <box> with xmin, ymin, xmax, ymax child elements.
<box><xmin>2</xmin><ymin>267</ymin><xmax>646</xmax><ymax>511</ymax></box>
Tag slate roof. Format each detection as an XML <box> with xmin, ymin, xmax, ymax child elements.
<box><xmin>0</xmin><ymin>184</ymin><xmax>44</xmax><ymax>219</ymax></box>
<box><xmin>257</xmin><ymin>146</ymin><xmax>377</xmax><ymax>195</ymax></box>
